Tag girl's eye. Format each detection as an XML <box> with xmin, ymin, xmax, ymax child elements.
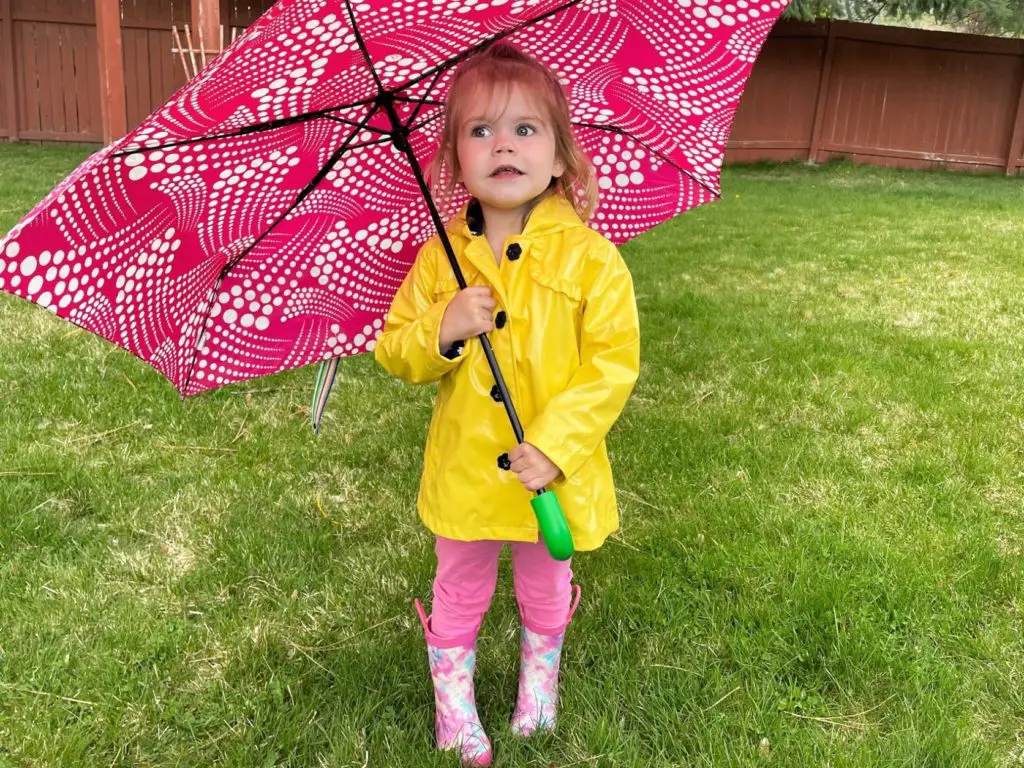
<box><xmin>516</xmin><ymin>124</ymin><xmax>536</xmax><ymax>137</ymax></box>
<box><xmin>470</xmin><ymin>125</ymin><xmax>491</xmax><ymax>138</ymax></box>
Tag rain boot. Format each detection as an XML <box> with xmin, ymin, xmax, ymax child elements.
<box><xmin>414</xmin><ymin>599</ymin><xmax>493</xmax><ymax>767</ymax></box>
<box><xmin>511</xmin><ymin>583</ymin><xmax>582</xmax><ymax>737</ymax></box>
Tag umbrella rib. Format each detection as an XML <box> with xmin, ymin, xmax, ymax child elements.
<box><xmin>219</xmin><ymin>107</ymin><xmax>378</xmax><ymax>273</ymax></box>
<box><xmin>401</xmin><ymin>68</ymin><xmax>448</xmax><ymax>131</ymax></box>
<box><xmin>344</xmin><ymin>0</ymin><xmax>386</xmax><ymax>95</ymax></box>
<box><xmin>398</xmin><ymin>0</ymin><xmax>585</xmax><ymax>93</ymax></box>
<box><xmin>179</xmin><ymin>105</ymin><xmax>380</xmax><ymax>396</ymax></box>
<box><xmin>574</xmin><ymin>121</ymin><xmax>721</xmax><ymax>200</ymax></box>
<box><xmin>406</xmin><ymin>109</ymin><xmax>444</xmax><ymax>134</ymax></box>
<box><xmin>349</xmin><ymin>136</ymin><xmax>393</xmax><ymax>150</ymax></box>
<box><xmin>111</xmin><ymin>98</ymin><xmax>380</xmax><ymax>157</ymax></box>
<box><xmin>324</xmin><ymin>114</ymin><xmax>389</xmax><ymax>134</ymax></box>
<box><xmin>393</xmin><ymin>95</ymin><xmax>445</xmax><ymax>107</ymax></box>
<box><xmin>117</xmin><ymin>0</ymin><xmax>582</xmax><ymax>158</ymax></box>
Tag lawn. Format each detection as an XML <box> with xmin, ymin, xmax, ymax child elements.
<box><xmin>2</xmin><ymin>143</ymin><xmax>1024</xmax><ymax>766</ymax></box>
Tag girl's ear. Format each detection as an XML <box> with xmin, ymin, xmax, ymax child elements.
<box><xmin>552</xmin><ymin>155</ymin><xmax>566</xmax><ymax>179</ymax></box>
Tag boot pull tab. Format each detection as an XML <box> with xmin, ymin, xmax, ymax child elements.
<box><xmin>414</xmin><ymin>598</ymin><xmax>431</xmax><ymax>634</ymax></box>
<box><xmin>566</xmin><ymin>583</ymin><xmax>582</xmax><ymax>624</ymax></box>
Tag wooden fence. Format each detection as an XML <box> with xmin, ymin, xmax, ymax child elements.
<box><xmin>0</xmin><ymin>0</ymin><xmax>270</xmax><ymax>142</ymax></box>
<box><xmin>727</xmin><ymin>20</ymin><xmax>1024</xmax><ymax>174</ymax></box>
<box><xmin>1</xmin><ymin>5</ymin><xmax>1023</xmax><ymax>175</ymax></box>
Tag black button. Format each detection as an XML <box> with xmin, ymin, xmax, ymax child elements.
<box><xmin>490</xmin><ymin>384</ymin><xmax>503</xmax><ymax>402</ymax></box>
<box><xmin>494</xmin><ymin>311</ymin><xmax>507</xmax><ymax>329</ymax></box>
<box><xmin>506</xmin><ymin>243</ymin><xmax>522</xmax><ymax>261</ymax></box>
<box><xmin>497</xmin><ymin>453</ymin><xmax>511</xmax><ymax>471</ymax></box>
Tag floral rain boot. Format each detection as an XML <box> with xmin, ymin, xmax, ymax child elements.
<box><xmin>511</xmin><ymin>583</ymin><xmax>582</xmax><ymax>737</ymax></box>
<box><xmin>414</xmin><ymin>599</ymin><xmax>493</xmax><ymax>767</ymax></box>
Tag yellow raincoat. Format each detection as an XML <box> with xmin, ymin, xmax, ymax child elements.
<box><xmin>374</xmin><ymin>193</ymin><xmax>640</xmax><ymax>550</ymax></box>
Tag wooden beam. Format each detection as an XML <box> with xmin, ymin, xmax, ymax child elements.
<box><xmin>829</xmin><ymin>18</ymin><xmax>1024</xmax><ymax>56</ymax></box>
<box><xmin>95</xmin><ymin>0</ymin><xmax>126</xmax><ymax>143</ymax></box>
<box><xmin>816</xmin><ymin>141</ymin><xmax>1005</xmax><ymax>169</ymax></box>
<box><xmin>4</xmin><ymin>13</ymin><xmax>174</xmax><ymax>31</ymax></box>
<box><xmin>0</xmin><ymin>0</ymin><xmax>18</xmax><ymax>140</ymax></box>
<box><xmin>16</xmin><ymin>128</ymin><xmax>105</xmax><ymax>142</ymax></box>
<box><xmin>807</xmin><ymin>19</ymin><xmax>837</xmax><ymax>164</ymax></box>
<box><xmin>729</xmin><ymin>140</ymin><xmax>812</xmax><ymax>151</ymax></box>
<box><xmin>192</xmin><ymin>0</ymin><xmax>222</xmax><ymax>68</ymax></box>
<box><xmin>1005</xmin><ymin>65</ymin><xmax>1024</xmax><ymax>176</ymax></box>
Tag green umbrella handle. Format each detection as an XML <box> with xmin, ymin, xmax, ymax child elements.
<box><xmin>531</xmin><ymin>489</ymin><xmax>574</xmax><ymax>561</ymax></box>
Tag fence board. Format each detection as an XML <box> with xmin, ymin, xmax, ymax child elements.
<box><xmin>76</xmin><ymin>23</ymin><xmax>102</xmax><ymax>141</ymax></box>
<box><xmin>727</xmin><ymin>25</ymin><xmax>825</xmax><ymax>163</ymax></box>
<box><xmin>813</xmin><ymin>34</ymin><xmax>1024</xmax><ymax>170</ymax></box>
<box><xmin>16</xmin><ymin>22</ymin><xmax>36</xmax><ymax>137</ymax></box>
<box><xmin>0</xmin><ymin>0</ymin><xmax>15</xmax><ymax>139</ymax></box>
<box><xmin>225</xmin><ymin>0</ymin><xmax>275</xmax><ymax>27</ymax></box>
<box><xmin>728</xmin><ymin>20</ymin><xmax>1024</xmax><ymax>174</ymax></box>
<box><xmin>6</xmin><ymin>5</ymin><xmax>103</xmax><ymax>141</ymax></box>
<box><xmin>58</xmin><ymin>8</ymin><xmax>78</xmax><ymax>135</ymax></box>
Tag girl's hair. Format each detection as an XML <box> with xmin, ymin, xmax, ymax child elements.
<box><xmin>428</xmin><ymin>41</ymin><xmax>598</xmax><ymax>222</ymax></box>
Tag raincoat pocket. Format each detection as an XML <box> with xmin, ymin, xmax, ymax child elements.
<box><xmin>528</xmin><ymin>264</ymin><xmax>582</xmax><ymax>305</ymax></box>
<box><xmin>528</xmin><ymin>264</ymin><xmax>584</xmax><ymax>352</ymax></box>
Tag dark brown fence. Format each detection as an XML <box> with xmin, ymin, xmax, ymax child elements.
<box><xmin>1</xmin><ymin>6</ymin><xmax>1023</xmax><ymax>175</ymax></box>
<box><xmin>0</xmin><ymin>0</ymin><xmax>272</xmax><ymax>142</ymax></box>
<box><xmin>0</xmin><ymin>0</ymin><xmax>191</xmax><ymax>141</ymax></box>
<box><xmin>727</xmin><ymin>19</ymin><xmax>1024</xmax><ymax>174</ymax></box>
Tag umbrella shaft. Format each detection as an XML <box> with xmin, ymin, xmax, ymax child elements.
<box><xmin>478</xmin><ymin>332</ymin><xmax>524</xmax><ymax>444</ymax></box>
<box><xmin>378</xmin><ymin>97</ymin><xmax>469</xmax><ymax>295</ymax></box>
<box><xmin>382</xmin><ymin>95</ymin><xmax>528</xmax><ymax>446</ymax></box>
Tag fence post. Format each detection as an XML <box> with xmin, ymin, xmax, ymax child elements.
<box><xmin>807</xmin><ymin>19</ymin><xmax>837</xmax><ymax>164</ymax></box>
<box><xmin>1006</xmin><ymin>64</ymin><xmax>1024</xmax><ymax>176</ymax></box>
<box><xmin>95</xmin><ymin>0</ymin><xmax>127</xmax><ymax>144</ymax></box>
<box><xmin>193</xmin><ymin>0</ymin><xmax>222</xmax><ymax>63</ymax></box>
<box><xmin>1</xmin><ymin>0</ymin><xmax>17</xmax><ymax>140</ymax></box>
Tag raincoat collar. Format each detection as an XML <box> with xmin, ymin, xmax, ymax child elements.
<box><xmin>449</xmin><ymin>192</ymin><xmax>585</xmax><ymax>242</ymax></box>
<box><xmin>443</xmin><ymin>193</ymin><xmax>584</xmax><ymax>305</ymax></box>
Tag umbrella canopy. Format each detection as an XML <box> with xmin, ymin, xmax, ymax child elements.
<box><xmin>0</xmin><ymin>0</ymin><xmax>787</xmax><ymax>396</ymax></box>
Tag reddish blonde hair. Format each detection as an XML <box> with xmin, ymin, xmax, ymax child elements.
<box><xmin>428</xmin><ymin>41</ymin><xmax>598</xmax><ymax>222</ymax></box>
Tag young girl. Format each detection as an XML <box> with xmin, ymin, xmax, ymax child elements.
<box><xmin>374</xmin><ymin>42</ymin><xmax>640</xmax><ymax>767</ymax></box>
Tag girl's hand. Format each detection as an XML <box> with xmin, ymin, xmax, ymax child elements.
<box><xmin>439</xmin><ymin>286</ymin><xmax>496</xmax><ymax>351</ymax></box>
<box><xmin>508</xmin><ymin>442</ymin><xmax>562</xmax><ymax>492</ymax></box>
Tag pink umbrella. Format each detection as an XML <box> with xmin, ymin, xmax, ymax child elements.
<box><xmin>0</xmin><ymin>0</ymin><xmax>787</xmax><ymax>401</ymax></box>
<box><xmin>1</xmin><ymin>0</ymin><xmax>788</xmax><ymax>559</ymax></box>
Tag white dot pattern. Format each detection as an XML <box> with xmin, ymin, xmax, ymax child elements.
<box><xmin>0</xmin><ymin>0</ymin><xmax>785</xmax><ymax>394</ymax></box>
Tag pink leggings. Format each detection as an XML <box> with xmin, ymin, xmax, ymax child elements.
<box><xmin>430</xmin><ymin>535</ymin><xmax>574</xmax><ymax>646</ymax></box>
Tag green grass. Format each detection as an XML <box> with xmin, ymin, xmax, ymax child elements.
<box><xmin>3</xmin><ymin>143</ymin><xmax>1024</xmax><ymax>766</ymax></box>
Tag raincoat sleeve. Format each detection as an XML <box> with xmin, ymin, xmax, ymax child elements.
<box><xmin>524</xmin><ymin>241</ymin><xmax>640</xmax><ymax>480</ymax></box>
<box><xmin>374</xmin><ymin>243</ymin><xmax>464</xmax><ymax>384</ymax></box>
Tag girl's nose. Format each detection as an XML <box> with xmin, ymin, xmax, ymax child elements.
<box><xmin>493</xmin><ymin>132</ymin><xmax>515</xmax><ymax>153</ymax></box>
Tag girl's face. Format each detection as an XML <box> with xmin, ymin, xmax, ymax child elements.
<box><xmin>455</xmin><ymin>82</ymin><xmax>565</xmax><ymax>220</ymax></box>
